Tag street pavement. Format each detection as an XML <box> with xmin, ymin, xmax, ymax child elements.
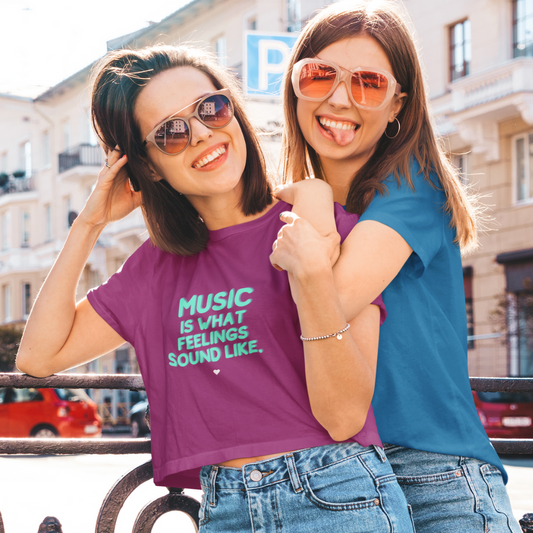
<box><xmin>0</xmin><ymin>451</ymin><xmax>531</xmax><ymax>532</ymax></box>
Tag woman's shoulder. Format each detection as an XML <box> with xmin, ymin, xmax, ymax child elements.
<box><xmin>120</xmin><ymin>237</ymin><xmax>177</xmax><ymax>275</ymax></box>
<box><xmin>380</xmin><ymin>156</ymin><xmax>444</xmax><ymax>204</ymax></box>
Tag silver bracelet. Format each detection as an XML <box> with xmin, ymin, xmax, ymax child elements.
<box><xmin>300</xmin><ymin>323</ymin><xmax>350</xmax><ymax>341</ymax></box>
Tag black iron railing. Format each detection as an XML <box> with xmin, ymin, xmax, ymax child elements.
<box><xmin>0</xmin><ymin>372</ymin><xmax>532</xmax><ymax>532</ymax></box>
<box><xmin>58</xmin><ymin>144</ymin><xmax>104</xmax><ymax>174</ymax></box>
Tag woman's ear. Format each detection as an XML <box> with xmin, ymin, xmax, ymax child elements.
<box><xmin>146</xmin><ymin>160</ymin><xmax>163</xmax><ymax>182</ymax></box>
<box><xmin>389</xmin><ymin>92</ymin><xmax>408</xmax><ymax>122</ymax></box>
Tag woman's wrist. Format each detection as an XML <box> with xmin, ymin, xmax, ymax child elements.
<box><xmin>71</xmin><ymin>214</ymin><xmax>107</xmax><ymax>239</ymax></box>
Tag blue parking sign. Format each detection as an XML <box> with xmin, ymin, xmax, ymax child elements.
<box><xmin>244</xmin><ymin>32</ymin><xmax>298</xmax><ymax>98</ymax></box>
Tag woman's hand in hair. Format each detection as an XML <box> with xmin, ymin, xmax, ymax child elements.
<box><xmin>77</xmin><ymin>147</ymin><xmax>142</xmax><ymax>230</ymax></box>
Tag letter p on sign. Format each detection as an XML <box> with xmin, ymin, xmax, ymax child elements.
<box><xmin>245</xmin><ymin>32</ymin><xmax>298</xmax><ymax>98</ymax></box>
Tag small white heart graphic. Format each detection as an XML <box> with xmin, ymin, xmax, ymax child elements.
<box><xmin>213</xmin><ymin>369</ymin><xmax>220</xmax><ymax>375</ymax></box>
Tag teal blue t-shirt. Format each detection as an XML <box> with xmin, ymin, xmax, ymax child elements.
<box><xmin>359</xmin><ymin>158</ymin><xmax>506</xmax><ymax>482</ymax></box>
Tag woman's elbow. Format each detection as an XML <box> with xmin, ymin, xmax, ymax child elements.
<box><xmin>326</xmin><ymin>415</ymin><xmax>367</xmax><ymax>442</ymax></box>
<box><xmin>16</xmin><ymin>351</ymin><xmax>54</xmax><ymax>378</ymax></box>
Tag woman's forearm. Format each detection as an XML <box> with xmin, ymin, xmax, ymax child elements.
<box><xmin>17</xmin><ymin>153</ymin><xmax>139</xmax><ymax>377</ymax></box>
<box><xmin>16</xmin><ymin>219</ymin><xmax>104</xmax><ymax>376</ymax></box>
<box><xmin>291</xmin><ymin>264</ymin><xmax>375</xmax><ymax>441</ymax></box>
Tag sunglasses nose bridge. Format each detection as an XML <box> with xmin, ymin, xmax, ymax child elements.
<box><xmin>326</xmin><ymin>71</ymin><xmax>353</xmax><ymax>108</ymax></box>
<box><xmin>188</xmin><ymin>116</ymin><xmax>214</xmax><ymax>146</ymax></box>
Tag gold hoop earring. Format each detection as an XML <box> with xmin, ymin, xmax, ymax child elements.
<box><xmin>384</xmin><ymin>117</ymin><xmax>401</xmax><ymax>139</ymax></box>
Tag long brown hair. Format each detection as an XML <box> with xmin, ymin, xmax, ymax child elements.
<box><xmin>281</xmin><ymin>0</ymin><xmax>479</xmax><ymax>252</ymax></box>
<box><xmin>91</xmin><ymin>45</ymin><xmax>272</xmax><ymax>256</ymax></box>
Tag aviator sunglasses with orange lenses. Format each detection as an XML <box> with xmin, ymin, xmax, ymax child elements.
<box><xmin>143</xmin><ymin>89</ymin><xmax>234</xmax><ymax>155</ymax></box>
<box><xmin>292</xmin><ymin>58</ymin><xmax>402</xmax><ymax>111</ymax></box>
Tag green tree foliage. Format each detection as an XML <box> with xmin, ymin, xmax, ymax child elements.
<box><xmin>0</xmin><ymin>326</ymin><xmax>22</xmax><ymax>372</ymax></box>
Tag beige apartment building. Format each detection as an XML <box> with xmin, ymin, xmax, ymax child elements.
<box><xmin>0</xmin><ymin>73</ymin><xmax>147</xmax><ymax>418</ymax></box>
<box><xmin>406</xmin><ymin>0</ymin><xmax>533</xmax><ymax>377</ymax></box>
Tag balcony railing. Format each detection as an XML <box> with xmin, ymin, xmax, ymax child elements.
<box><xmin>58</xmin><ymin>143</ymin><xmax>104</xmax><ymax>174</ymax></box>
<box><xmin>0</xmin><ymin>176</ymin><xmax>35</xmax><ymax>197</ymax></box>
<box><xmin>450</xmin><ymin>57</ymin><xmax>533</xmax><ymax>113</ymax></box>
<box><xmin>0</xmin><ymin>372</ymin><xmax>532</xmax><ymax>532</ymax></box>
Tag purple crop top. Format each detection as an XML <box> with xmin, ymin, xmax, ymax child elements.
<box><xmin>87</xmin><ymin>201</ymin><xmax>385</xmax><ymax>489</ymax></box>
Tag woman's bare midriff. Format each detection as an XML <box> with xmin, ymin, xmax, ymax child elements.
<box><xmin>218</xmin><ymin>451</ymin><xmax>297</xmax><ymax>468</ymax></box>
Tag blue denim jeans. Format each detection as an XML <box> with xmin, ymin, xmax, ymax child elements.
<box><xmin>383</xmin><ymin>444</ymin><xmax>522</xmax><ymax>533</ymax></box>
<box><xmin>198</xmin><ymin>442</ymin><xmax>415</xmax><ymax>533</ymax></box>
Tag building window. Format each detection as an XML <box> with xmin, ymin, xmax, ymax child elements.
<box><xmin>85</xmin><ymin>110</ymin><xmax>98</xmax><ymax>146</ymax></box>
<box><xmin>496</xmin><ymin>250</ymin><xmax>533</xmax><ymax>376</ymax></box>
<box><xmin>452</xmin><ymin>152</ymin><xmax>469</xmax><ymax>184</ymax></box>
<box><xmin>88</xmin><ymin>268</ymin><xmax>102</xmax><ymax>289</ymax></box>
<box><xmin>513</xmin><ymin>0</ymin><xmax>533</xmax><ymax>57</ymax></box>
<box><xmin>247</xmin><ymin>16</ymin><xmax>257</xmax><ymax>30</ymax></box>
<box><xmin>3</xmin><ymin>285</ymin><xmax>11</xmax><ymax>323</ymax></box>
<box><xmin>22</xmin><ymin>283</ymin><xmax>31</xmax><ymax>319</ymax></box>
<box><xmin>463</xmin><ymin>267</ymin><xmax>475</xmax><ymax>350</ymax></box>
<box><xmin>44</xmin><ymin>204</ymin><xmax>52</xmax><ymax>242</ymax></box>
<box><xmin>214</xmin><ymin>36</ymin><xmax>227</xmax><ymax>66</ymax></box>
<box><xmin>18</xmin><ymin>142</ymin><xmax>31</xmax><ymax>178</ymax></box>
<box><xmin>450</xmin><ymin>20</ymin><xmax>471</xmax><ymax>81</ymax></box>
<box><xmin>2</xmin><ymin>211</ymin><xmax>11</xmax><ymax>251</ymax></box>
<box><xmin>21</xmin><ymin>211</ymin><xmax>30</xmax><ymax>247</ymax></box>
<box><xmin>287</xmin><ymin>0</ymin><xmax>301</xmax><ymax>31</ymax></box>
<box><xmin>42</xmin><ymin>131</ymin><xmax>51</xmax><ymax>169</ymax></box>
<box><xmin>64</xmin><ymin>196</ymin><xmax>71</xmax><ymax>229</ymax></box>
<box><xmin>514</xmin><ymin>132</ymin><xmax>533</xmax><ymax>203</ymax></box>
<box><xmin>63</xmin><ymin>121</ymin><xmax>70</xmax><ymax>151</ymax></box>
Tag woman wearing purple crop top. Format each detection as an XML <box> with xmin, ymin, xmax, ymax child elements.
<box><xmin>16</xmin><ymin>45</ymin><xmax>413</xmax><ymax>532</ymax></box>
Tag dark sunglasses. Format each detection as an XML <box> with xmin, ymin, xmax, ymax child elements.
<box><xmin>143</xmin><ymin>89</ymin><xmax>234</xmax><ymax>155</ymax></box>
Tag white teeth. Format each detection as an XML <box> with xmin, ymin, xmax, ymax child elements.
<box><xmin>319</xmin><ymin>117</ymin><xmax>357</xmax><ymax>131</ymax></box>
<box><xmin>194</xmin><ymin>146</ymin><xmax>227</xmax><ymax>169</ymax></box>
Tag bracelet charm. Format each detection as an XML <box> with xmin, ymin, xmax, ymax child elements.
<box><xmin>300</xmin><ymin>323</ymin><xmax>350</xmax><ymax>342</ymax></box>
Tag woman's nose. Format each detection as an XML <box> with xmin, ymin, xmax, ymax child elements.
<box><xmin>327</xmin><ymin>80</ymin><xmax>352</xmax><ymax>110</ymax></box>
<box><xmin>189</xmin><ymin>117</ymin><xmax>213</xmax><ymax>145</ymax></box>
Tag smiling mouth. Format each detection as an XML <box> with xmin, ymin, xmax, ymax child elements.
<box><xmin>193</xmin><ymin>145</ymin><xmax>227</xmax><ymax>169</ymax></box>
<box><xmin>317</xmin><ymin>116</ymin><xmax>360</xmax><ymax>146</ymax></box>
<box><xmin>318</xmin><ymin>117</ymin><xmax>358</xmax><ymax>131</ymax></box>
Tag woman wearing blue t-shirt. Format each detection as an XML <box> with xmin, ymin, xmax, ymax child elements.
<box><xmin>276</xmin><ymin>1</ymin><xmax>521</xmax><ymax>532</ymax></box>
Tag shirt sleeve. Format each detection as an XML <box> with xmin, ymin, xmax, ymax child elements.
<box><xmin>86</xmin><ymin>240</ymin><xmax>153</xmax><ymax>345</ymax></box>
<box><xmin>359</xmin><ymin>161</ymin><xmax>447</xmax><ymax>279</ymax></box>
<box><xmin>334</xmin><ymin>203</ymin><xmax>387</xmax><ymax>325</ymax></box>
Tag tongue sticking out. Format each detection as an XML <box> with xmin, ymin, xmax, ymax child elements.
<box><xmin>321</xmin><ymin>123</ymin><xmax>357</xmax><ymax>146</ymax></box>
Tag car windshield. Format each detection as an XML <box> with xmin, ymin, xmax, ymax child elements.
<box><xmin>477</xmin><ymin>391</ymin><xmax>533</xmax><ymax>403</ymax></box>
<box><xmin>54</xmin><ymin>388</ymin><xmax>92</xmax><ymax>402</ymax></box>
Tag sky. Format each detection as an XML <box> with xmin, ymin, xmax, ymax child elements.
<box><xmin>0</xmin><ymin>0</ymin><xmax>191</xmax><ymax>98</ymax></box>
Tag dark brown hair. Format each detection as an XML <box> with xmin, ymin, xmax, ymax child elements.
<box><xmin>281</xmin><ymin>0</ymin><xmax>479</xmax><ymax>252</ymax></box>
<box><xmin>91</xmin><ymin>44</ymin><xmax>272</xmax><ymax>256</ymax></box>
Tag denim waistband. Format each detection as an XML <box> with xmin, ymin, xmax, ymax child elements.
<box><xmin>199</xmin><ymin>442</ymin><xmax>386</xmax><ymax>494</ymax></box>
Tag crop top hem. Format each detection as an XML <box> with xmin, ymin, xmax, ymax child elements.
<box><xmin>154</xmin><ymin>433</ymin><xmax>382</xmax><ymax>489</ymax></box>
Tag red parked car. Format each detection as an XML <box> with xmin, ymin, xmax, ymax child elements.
<box><xmin>0</xmin><ymin>387</ymin><xmax>102</xmax><ymax>438</ymax></box>
<box><xmin>473</xmin><ymin>390</ymin><xmax>533</xmax><ymax>438</ymax></box>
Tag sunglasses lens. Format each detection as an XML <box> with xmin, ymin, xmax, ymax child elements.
<box><xmin>350</xmin><ymin>71</ymin><xmax>389</xmax><ymax>108</ymax></box>
<box><xmin>198</xmin><ymin>94</ymin><xmax>233</xmax><ymax>128</ymax></box>
<box><xmin>154</xmin><ymin>119</ymin><xmax>189</xmax><ymax>154</ymax></box>
<box><xmin>298</xmin><ymin>62</ymin><xmax>337</xmax><ymax>99</ymax></box>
